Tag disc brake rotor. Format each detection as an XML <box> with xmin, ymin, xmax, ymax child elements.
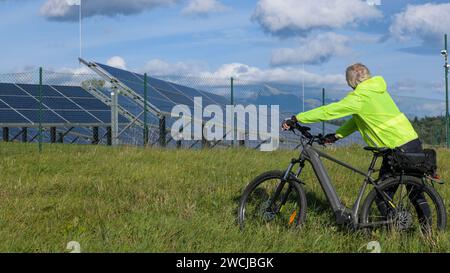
<box><xmin>259</xmin><ymin>200</ymin><xmax>276</xmax><ymax>221</ymax></box>
<box><xmin>389</xmin><ymin>207</ymin><xmax>413</xmax><ymax>230</ymax></box>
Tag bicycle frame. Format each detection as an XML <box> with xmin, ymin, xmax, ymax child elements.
<box><xmin>280</xmin><ymin>137</ymin><xmax>396</xmax><ymax>228</ymax></box>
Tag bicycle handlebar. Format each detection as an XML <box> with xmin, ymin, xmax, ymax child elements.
<box><xmin>289</xmin><ymin>122</ymin><xmax>327</xmax><ymax>145</ymax></box>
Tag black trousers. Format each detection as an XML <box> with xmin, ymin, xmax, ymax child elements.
<box><xmin>376</xmin><ymin>139</ymin><xmax>431</xmax><ymax>224</ymax></box>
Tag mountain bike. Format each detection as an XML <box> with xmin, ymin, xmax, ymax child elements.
<box><xmin>238</xmin><ymin>122</ymin><xmax>447</xmax><ymax>233</ymax></box>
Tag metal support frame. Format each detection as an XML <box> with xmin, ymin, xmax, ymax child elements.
<box><xmin>22</xmin><ymin>127</ymin><xmax>27</xmax><ymax>143</ymax></box>
<box><xmin>79</xmin><ymin>58</ymin><xmax>240</xmax><ymax>150</ymax></box>
<box><xmin>110</xmin><ymin>86</ymin><xmax>119</xmax><ymax>146</ymax></box>
<box><xmin>79</xmin><ymin>58</ymin><xmax>161</xmax><ymax>117</ymax></box>
<box><xmin>58</xmin><ymin>132</ymin><xmax>64</xmax><ymax>143</ymax></box>
<box><xmin>71</xmin><ymin>137</ymin><xmax>79</xmax><ymax>144</ymax></box>
<box><xmin>201</xmin><ymin>123</ymin><xmax>210</xmax><ymax>148</ymax></box>
<box><xmin>144</xmin><ymin>73</ymin><xmax>149</xmax><ymax>146</ymax></box>
<box><xmin>2</xmin><ymin>127</ymin><xmax>9</xmax><ymax>142</ymax></box>
<box><xmin>254</xmin><ymin>139</ymin><xmax>270</xmax><ymax>150</ymax></box>
<box><xmin>176</xmin><ymin>126</ymin><xmax>183</xmax><ymax>149</ymax></box>
<box><xmin>50</xmin><ymin>127</ymin><xmax>57</xmax><ymax>143</ymax></box>
<box><xmin>159</xmin><ymin>116</ymin><xmax>166</xmax><ymax>147</ymax></box>
<box><xmin>88</xmin><ymin>87</ymin><xmax>145</xmax><ymax>128</ymax></box>
<box><xmin>107</xmin><ymin>126</ymin><xmax>112</xmax><ymax>146</ymax></box>
<box><xmin>238</xmin><ymin>130</ymin><xmax>245</xmax><ymax>147</ymax></box>
<box><xmin>30</xmin><ymin>132</ymin><xmax>39</xmax><ymax>142</ymax></box>
<box><xmin>92</xmin><ymin>127</ymin><xmax>99</xmax><ymax>144</ymax></box>
<box><xmin>11</xmin><ymin>129</ymin><xmax>25</xmax><ymax>141</ymax></box>
<box><xmin>55</xmin><ymin>127</ymin><xmax>76</xmax><ymax>143</ymax></box>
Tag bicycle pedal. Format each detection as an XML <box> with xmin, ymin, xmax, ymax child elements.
<box><xmin>427</xmin><ymin>175</ymin><xmax>444</xmax><ymax>184</ymax></box>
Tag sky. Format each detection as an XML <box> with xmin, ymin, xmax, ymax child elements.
<box><xmin>0</xmin><ymin>0</ymin><xmax>450</xmax><ymax>107</ymax></box>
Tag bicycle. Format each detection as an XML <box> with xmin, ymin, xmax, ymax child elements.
<box><xmin>238</xmin><ymin>122</ymin><xmax>447</xmax><ymax>233</ymax></box>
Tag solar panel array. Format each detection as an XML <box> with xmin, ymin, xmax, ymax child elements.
<box><xmin>0</xmin><ymin>83</ymin><xmax>128</xmax><ymax>126</ymax></box>
<box><xmin>94</xmin><ymin>62</ymin><xmax>229</xmax><ymax>114</ymax></box>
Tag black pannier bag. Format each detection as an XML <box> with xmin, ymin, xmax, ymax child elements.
<box><xmin>389</xmin><ymin>148</ymin><xmax>437</xmax><ymax>176</ymax></box>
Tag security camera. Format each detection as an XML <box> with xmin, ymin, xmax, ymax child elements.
<box><xmin>441</xmin><ymin>49</ymin><xmax>448</xmax><ymax>56</ymax></box>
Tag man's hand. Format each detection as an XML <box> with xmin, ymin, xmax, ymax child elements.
<box><xmin>281</xmin><ymin>116</ymin><xmax>298</xmax><ymax>131</ymax></box>
<box><xmin>323</xmin><ymin>133</ymin><xmax>339</xmax><ymax>144</ymax></box>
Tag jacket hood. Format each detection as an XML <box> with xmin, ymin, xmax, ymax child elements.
<box><xmin>356</xmin><ymin>76</ymin><xmax>387</xmax><ymax>93</ymax></box>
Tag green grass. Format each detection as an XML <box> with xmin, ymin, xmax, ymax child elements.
<box><xmin>0</xmin><ymin>143</ymin><xmax>449</xmax><ymax>253</ymax></box>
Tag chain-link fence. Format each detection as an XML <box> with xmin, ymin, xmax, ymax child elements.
<box><xmin>0</xmin><ymin>68</ymin><xmax>449</xmax><ymax>151</ymax></box>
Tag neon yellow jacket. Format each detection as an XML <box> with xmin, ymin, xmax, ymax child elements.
<box><xmin>296</xmin><ymin>76</ymin><xmax>418</xmax><ymax>148</ymax></box>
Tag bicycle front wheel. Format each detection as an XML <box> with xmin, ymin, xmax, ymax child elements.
<box><xmin>238</xmin><ymin>170</ymin><xmax>307</xmax><ymax>230</ymax></box>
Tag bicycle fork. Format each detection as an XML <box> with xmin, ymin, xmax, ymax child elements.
<box><xmin>267</xmin><ymin>159</ymin><xmax>304</xmax><ymax>215</ymax></box>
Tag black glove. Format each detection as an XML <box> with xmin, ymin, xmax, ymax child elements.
<box><xmin>324</xmin><ymin>133</ymin><xmax>339</xmax><ymax>144</ymax></box>
<box><xmin>281</xmin><ymin>116</ymin><xmax>298</xmax><ymax>130</ymax></box>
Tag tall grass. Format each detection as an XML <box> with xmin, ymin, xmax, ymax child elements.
<box><xmin>0</xmin><ymin>143</ymin><xmax>448</xmax><ymax>252</ymax></box>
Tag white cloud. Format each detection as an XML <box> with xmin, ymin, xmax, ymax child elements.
<box><xmin>252</xmin><ymin>0</ymin><xmax>381</xmax><ymax>36</ymax></box>
<box><xmin>140</xmin><ymin>58</ymin><xmax>345</xmax><ymax>87</ymax></box>
<box><xmin>271</xmin><ymin>32</ymin><xmax>350</xmax><ymax>66</ymax></box>
<box><xmin>106</xmin><ymin>56</ymin><xmax>127</xmax><ymax>70</ymax></box>
<box><xmin>40</xmin><ymin>0</ymin><xmax>180</xmax><ymax>21</ymax></box>
<box><xmin>142</xmin><ymin>59</ymin><xmax>204</xmax><ymax>76</ymax></box>
<box><xmin>390</xmin><ymin>3</ymin><xmax>450</xmax><ymax>43</ymax></box>
<box><xmin>201</xmin><ymin>63</ymin><xmax>345</xmax><ymax>87</ymax></box>
<box><xmin>56</xmin><ymin>66</ymin><xmax>92</xmax><ymax>75</ymax></box>
<box><xmin>182</xmin><ymin>0</ymin><xmax>228</xmax><ymax>16</ymax></box>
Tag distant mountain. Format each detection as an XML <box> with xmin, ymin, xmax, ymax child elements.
<box><xmin>233</xmin><ymin>83</ymin><xmax>445</xmax><ymax>118</ymax></box>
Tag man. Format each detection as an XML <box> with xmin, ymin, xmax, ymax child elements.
<box><xmin>282</xmin><ymin>63</ymin><xmax>430</xmax><ymax>220</ymax></box>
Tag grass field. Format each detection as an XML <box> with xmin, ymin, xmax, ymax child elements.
<box><xmin>0</xmin><ymin>142</ymin><xmax>449</xmax><ymax>253</ymax></box>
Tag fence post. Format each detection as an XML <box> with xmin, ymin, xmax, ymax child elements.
<box><xmin>159</xmin><ymin>116</ymin><xmax>166</xmax><ymax>147</ymax></box>
<box><xmin>38</xmin><ymin>67</ymin><xmax>43</xmax><ymax>153</ymax></box>
<box><xmin>50</xmin><ymin>127</ymin><xmax>56</xmax><ymax>143</ymax></box>
<box><xmin>322</xmin><ymin>88</ymin><xmax>325</xmax><ymax>136</ymax></box>
<box><xmin>144</xmin><ymin>73</ymin><xmax>149</xmax><ymax>146</ymax></box>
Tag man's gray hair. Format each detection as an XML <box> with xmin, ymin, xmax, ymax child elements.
<box><xmin>346</xmin><ymin>63</ymin><xmax>371</xmax><ymax>89</ymax></box>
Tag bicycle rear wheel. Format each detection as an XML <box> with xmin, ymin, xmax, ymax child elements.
<box><xmin>360</xmin><ymin>176</ymin><xmax>447</xmax><ymax>234</ymax></box>
<box><xmin>238</xmin><ymin>170</ymin><xmax>307</xmax><ymax>230</ymax></box>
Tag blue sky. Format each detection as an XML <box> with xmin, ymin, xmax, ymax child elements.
<box><xmin>1</xmin><ymin>0</ymin><xmax>450</xmax><ymax>107</ymax></box>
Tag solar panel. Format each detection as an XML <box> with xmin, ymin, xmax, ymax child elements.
<box><xmin>0</xmin><ymin>100</ymin><xmax>9</xmax><ymax>108</ymax></box>
<box><xmin>56</xmin><ymin>85</ymin><xmax>99</xmax><ymax>98</ymax></box>
<box><xmin>0</xmin><ymin>95</ymin><xmax>40</xmax><ymax>109</ymax></box>
<box><xmin>0</xmin><ymin>109</ymin><xmax>29</xmax><ymax>123</ymax></box>
<box><xmin>16</xmin><ymin>84</ymin><xmax>62</xmax><ymax>97</ymax></box>
<box><xmin>0</xmin><ymin>83</ymin><xmax>127</xmax><ymax>126</ymax></box>
<box><xmin>94</xmin><ymin>62</ymin><xmax>229</xmax><ymax>115</ymax></box>
<box><xmin>20</xmin><ymin>110</ymin><xmax>66</xmax><ymax>123</ymax></box>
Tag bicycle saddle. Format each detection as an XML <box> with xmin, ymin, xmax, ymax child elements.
<box><xmin>364</xmin><ymin>146</ymin><xmax>390</xmax><ymax>154</ymax></box>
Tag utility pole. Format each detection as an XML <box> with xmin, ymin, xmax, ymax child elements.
<box><xmin>442</xmin><ymin>34</ymin><xmax>449</xmax><ymax>148</ymax></box>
